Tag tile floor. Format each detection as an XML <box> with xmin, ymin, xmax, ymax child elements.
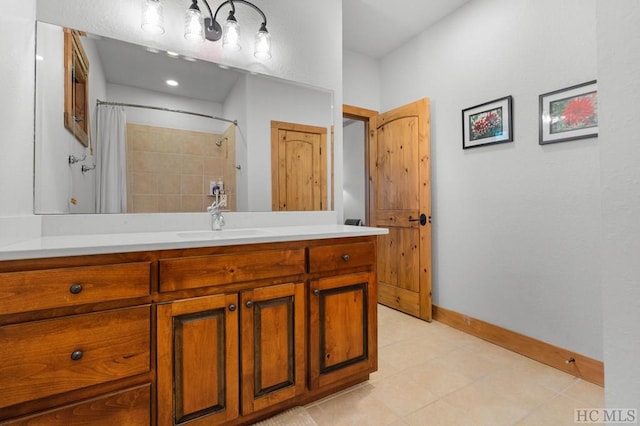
<box><xmin>304</xmin><ymin>305</ymin><xmax>604</xmax><ymax>426</ymax></box>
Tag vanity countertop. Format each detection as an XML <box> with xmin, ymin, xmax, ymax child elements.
<box><xmin>0</xmin><ymin>225</ymin><xmax>387</xmax><ymax>261</ymax></box>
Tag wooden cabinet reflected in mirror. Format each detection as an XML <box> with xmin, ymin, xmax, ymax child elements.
<box><xmin>63</xmin><ymin>28</ymin><xmax>90</xmax><ymax>148</ymax></box>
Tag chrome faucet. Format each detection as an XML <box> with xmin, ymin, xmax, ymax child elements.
<box><xmin>207</xmin><ymin>200</ymin><xmax>225</xmax><ymax>231</ymax></box>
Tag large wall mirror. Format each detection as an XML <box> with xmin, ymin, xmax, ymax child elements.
<box><xmin>34</xmin><ymin>21</ymin><xmax>334</xmax><ymax>214</ymax></box>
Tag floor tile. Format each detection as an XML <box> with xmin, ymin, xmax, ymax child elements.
<box><xmin>562</xmin><ymin>379</ymin><xmax>605</xmax><ymax>407</ymax></box>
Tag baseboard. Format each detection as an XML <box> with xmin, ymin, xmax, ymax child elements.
<box><xmin>432</xmin><ymin>305</ymin><xmax>604</xmax><ymax>387</ymax></box>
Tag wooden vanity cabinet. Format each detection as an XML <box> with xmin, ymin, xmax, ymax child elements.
<box><xmin>0</xmin><ymin>255</ymin><xmax>153</xmax><ymax>425</ymax></box>
<box><xmin>156</xmin><ymin>247</ymin><xmax>308</xmax><ymax>425</ymax></box>
<box><xmin>308</xmin><ymin>241</ymin><xmax>378</xmax><ymax>390</ymax></box>
<box><xmin>0</xmin><ymin>235</ymin><xmax>378</xmax><ymax>425</ymax></box>
<box><xmin>239</xmin><ymin>282</ymin><xmax>306</xmax><ymax>415</ymax></box>
<box><xmin>157</xmin><ymin>293</ymin><xmax>240</xmax><ymax>426</ymax></box>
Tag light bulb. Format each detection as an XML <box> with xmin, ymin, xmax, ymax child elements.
<box><xmin>141</xmin><ymin>0</ymin><xmax>165</xmax><ymax>35</ymax></box>
<box><xmin>184</xmin><ymin>7</ymin><xmax>204</xmax><ymax>42</ymax></box>
<box><xmin>254</xmin><ymin>28</ymin><xmax>271</xmax><ymax>59</ymax></box>
<box><xmin>222</xmin><ymin>18</ymin><xmax>241</xmax><ymax>51</ymax></box>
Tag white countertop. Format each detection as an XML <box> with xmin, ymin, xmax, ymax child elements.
<box><xmin>0</xmin><ymin>225</ymin><xmax>387</xmax><ymax>261</ymax></box>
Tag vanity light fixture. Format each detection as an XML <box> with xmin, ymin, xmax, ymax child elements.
<box><xmin>143</xmin><ymin>0</ymin><xmax>271</xmax><ymax>59</ymax></box>
<box><xmin>165</xmin><ymin>79</ymin><xmax>179</xmax><ymax>87</ymax></box>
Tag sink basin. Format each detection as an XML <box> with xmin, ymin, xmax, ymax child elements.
<box><xmin>176</xmin><ymin>228</ymin><xmax>273</xmax><ymax>239</ymax></box>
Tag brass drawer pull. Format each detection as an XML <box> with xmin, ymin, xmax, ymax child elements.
<box><xmin>70</xmin><ymin>350</ymin><xmax>83</xmax><ymax>361</ymax></box>
<box><xmin>69</xmin><ymin>284</ymin><xmax>83</xmax><ymax>294</ymax></box>
<box><xmin>342</xmin><ymin>254</ymin><xmax>350</xmax><ymax>262</ymax></box>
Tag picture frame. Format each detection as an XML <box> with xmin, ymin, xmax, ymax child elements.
<box><xmin>462</xmin><ymin>96</ymin><xmax>513</xmax><ymax>149</ymax></box>
<box><xmin>539</xmin><ymin>80</ymin><xmax>598</xmax><ymax>145</ymax></box>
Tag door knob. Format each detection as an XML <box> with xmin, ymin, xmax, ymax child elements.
<box><xmin>408</xmin><ymin>213</ymin><xmax>428</xmax><ymax>226</ymax></box>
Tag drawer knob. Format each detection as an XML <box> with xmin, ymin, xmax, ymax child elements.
<box><xmin>342</xmin><ymin>254</ymin><xmax>350</xmax><ymax>262</ymax></box>
<box><xmin>69</xmin><ymin>284</ymin><xmax>83</xmax><ymax>294</ymax></box>
<box><xmin>228</xmin><ymin>304</ymin><xmax>236</xmax><ymax>312</ymax></box>
<box><xmin>313</xmin><ymin>289</ymin><xmax>320</xmax><ymax>296</ymax></box>
<box><xmin>70</xmin><ymin>350</ymin><xmax>83</xmax><ymax>361</ymax></box>
<box><xmin>245</xmin><ymin>300</ymin><xmax>253</xmax><ymax>308</ymax></box>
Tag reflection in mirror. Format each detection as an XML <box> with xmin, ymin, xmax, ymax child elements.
<box><xmin>34</xmin><ymin>21</ymin><xmax>333</xmax><ymax>214</ymax></box>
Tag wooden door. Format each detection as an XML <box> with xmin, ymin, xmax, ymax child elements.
<box><xmin>157</xmin><ymin>294</ymin><xmax>239</xmax><ymax>426</ymax></box>
<box><xmin>271</xmin><ymin>121</ymin><xmax>327</xmax><ymax>211</ymax></box>
<box><xmin>240</xmin><ymin>282</ymin><xmax>306</xmax><ymax>414</ymax></box>
<box><xmin>308</xmin><ymin>272</ymin><xmax>377</xmax><ymax>389</ymax></box>
<box><xmin>370</xmin><ymin>99</ymin><xmax>432</xmax><ymax>321</ymax></box>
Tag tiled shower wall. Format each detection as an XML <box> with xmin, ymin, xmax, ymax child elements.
<box><xmin>126</xmin><ymin>123</ymin><xmax>236</xmax><ymax>213</ymax></box>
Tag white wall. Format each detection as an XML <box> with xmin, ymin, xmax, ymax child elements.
<box><xmin>224</xmin><ymin>75</ymin><xmax>250</xmax><ymax>211</ymax></box>
<box><xmin>343</xmin><ymin>49</ymin><xmax>381</xmax><ymax>111</ymax></box>
<box><xmin>0</xmin><ymin>2</ymin><xmax>37</xmax><ymax>219</ymax></box>
<box><xmin>343</xmin><ymin>120</ymin><xmax>366</xmax><ymax>223</ymax></box>
<box><xmin>596</xmin><ymin>0</ymin><xmax>640</xmax><ymax>408</ymax></box>
<box><xmin>106</xmin><ymin>84</ymin><xmax>227</xmax><ymax>134</ymax></box>
<box><xmin>377</xmin><ymin>0</ymin><xmax>602</xmax><ymax>360</ymax></box>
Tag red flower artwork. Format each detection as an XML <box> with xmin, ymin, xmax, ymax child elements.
<box><xmin>562</xmin><ymin>97</ymin><xmax>595</xmax><ymax>126</ymax></box>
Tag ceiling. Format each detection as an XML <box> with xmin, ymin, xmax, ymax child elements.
<box><xmin>92</xmin><ymin>34</ymin><xmax>241</xmax><ymax>103</ymax></box>
<box><xmin>343</xmin><ymin>0</ymin><xmax>473</xmax><ymax>59</ymax></box>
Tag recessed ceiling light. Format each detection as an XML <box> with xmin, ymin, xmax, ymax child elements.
<box><xmin>166</xmin><ymin>79</ymin><xmax>179</xmax><ymax>87</ymax></box>
<box><xmin>166</xmin><ymin>51</ymin><xmax>179</xmax><ymax>57</ymax></box>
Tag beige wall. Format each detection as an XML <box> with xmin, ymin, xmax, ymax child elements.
<box><xmin>126</xmin><ymin>124</ymin><xmax>236</xmax><ymax>213</ymax></box>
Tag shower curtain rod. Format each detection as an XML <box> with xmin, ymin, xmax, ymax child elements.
<box><xmin>96</xmin><ymin>99</ymin><xmax>237</xmax><ymax>126</ymax></box>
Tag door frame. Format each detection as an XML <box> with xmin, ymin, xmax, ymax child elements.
<box><xmin>342</xmin><ymin>105</ymin><xmax>377</xmax><ymax>226</ymax></box>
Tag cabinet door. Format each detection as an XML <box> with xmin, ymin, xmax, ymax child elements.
<box><xmin>309</xmin><ymin>272</ymin><xmax>377</xmax><ymax>389</ymax></box>
<box><xmin>157</xmin><ymin>294</ymin><xmax>239</xmax><ymax>426</ymax></box>
<box><xmin>240</xmin><ymin>282</ymin><xmax>306</xmax><ymax>414</ymax></box>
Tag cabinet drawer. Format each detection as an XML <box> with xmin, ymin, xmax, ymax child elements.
<box><xmin>0</xmin><ymin>306</ymin><xmax>151</xmax><ymax>409</ymax></box>
<box><xmin>3</xmin><ymin>385</ymin><xmax>151</xmax><ymax>425</ymax></box>
<box><xmin>308</xmin><ymin>241</ymin><xmax>375</xmax><ymax>273</ymax></box>
<box><xmin>0</xmin><ymin>262</ymin><xmax>151</xmax><ymax>315</ymax></box>
<box><xmin>159</xmin><ymin>248</ymin><xmax>305</xmax><ymax>292</ymax></box>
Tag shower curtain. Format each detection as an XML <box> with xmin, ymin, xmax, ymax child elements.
<box><xmin>95</xmin><ymin>104</ymin><xmax>127</xmax><ymax>213</ymax></box>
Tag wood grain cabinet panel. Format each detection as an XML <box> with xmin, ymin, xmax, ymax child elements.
<box><xmin>308</xmin><ymin>241</ymin><xmax>375</xmax><ymax>273</ymax></box>
<box><xmin>3</xmin><ymin>385</ymin><xmax>151</xmax><ymax>426</ymax></box>
<box><xmin>0</xmin><ymin>306</ymin><xmax>151</xmax><ymax>409</ymax></box>
<box><xmin>157</xmin><ymin>294</ymin><xmax>239</xmax><ymax>426</ymax></box>
<box><xmin>0</xmin><ymin>262</ymin><xmax>151</xmax><ymax>315</ymax></box>
<box><xmin>240</xmin><ymin>282</ymin><xmax>306</xmax><ymax>414</ymax></box>
<box><xmin>309</xmin><ymin>272</ymin><xmax>377</xmax><ymax>389</ymax></box>
<box><xmin>159</xmin><ymin>249</ymin><xmax>305</xmax><ymax>292</ymax></box>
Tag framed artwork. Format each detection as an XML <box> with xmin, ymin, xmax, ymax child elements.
<box><xmin>462</xmin><ymin>96</ymin><xmax>513</xmax><ymax>149</ymax></box>
<box><xmin>539</xmin><ymin>80</ymin><xmax>597</xmax><ymax>145</ymax></box>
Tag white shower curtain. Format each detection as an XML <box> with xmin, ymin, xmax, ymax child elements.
<box><xmin>96</xmin><ymin>105</ymin><xmax>127</xmax><ymax>213</ymax></box>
